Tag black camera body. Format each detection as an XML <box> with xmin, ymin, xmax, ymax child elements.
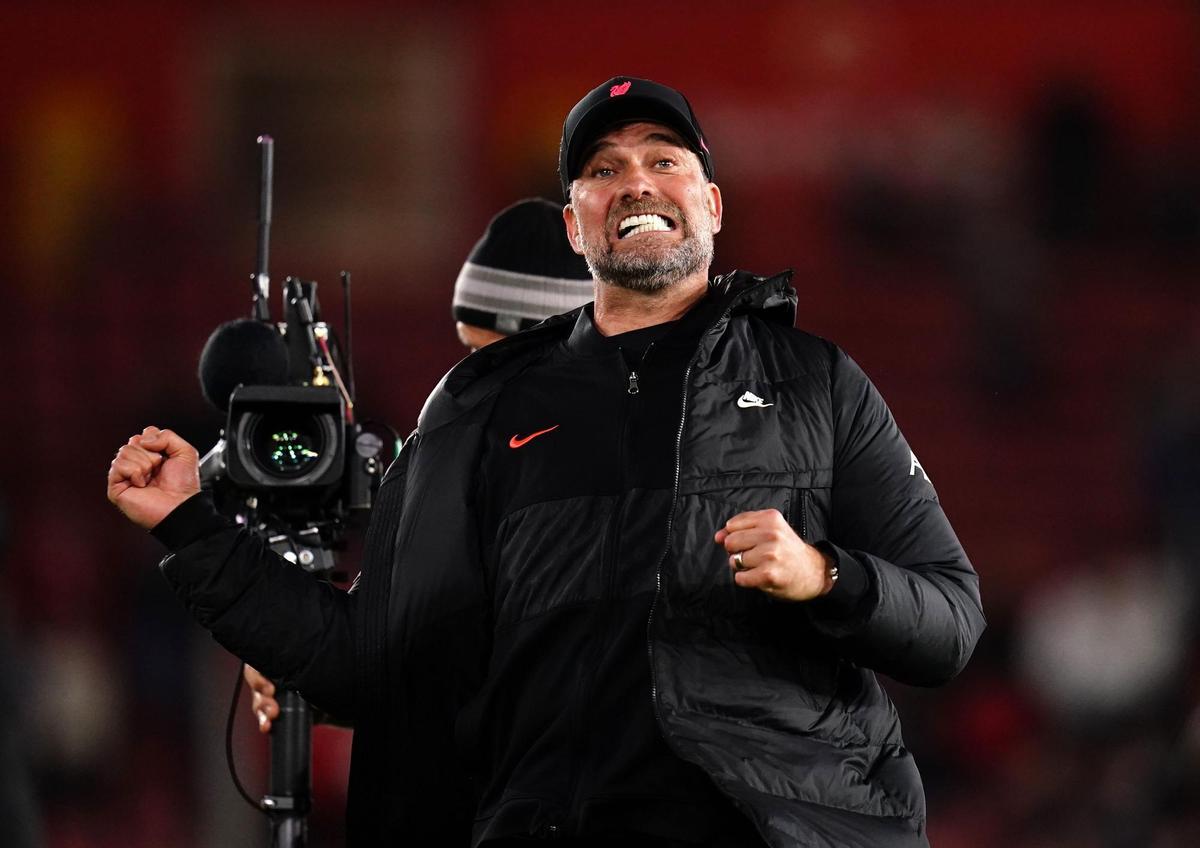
<box><xmin>198</xmin><ymin>277</ymin><xmax>392</xmax><ymax>575</ymax></box>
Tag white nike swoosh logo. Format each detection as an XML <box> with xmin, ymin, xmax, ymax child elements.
<box><xmin>737</xmin><ymin>392</ymin><xmax>773</xmax><ymax>409</ymax></box>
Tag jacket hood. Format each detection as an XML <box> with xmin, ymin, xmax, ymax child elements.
<box><xmin>418</xmin><ymin>269</ymin><xmax>796</xmax><ymax>433</ymax></box>
<box><xmin>705</xmin><ymin>268</ymin><xmax>797</xmax><ymax>332</ymax></box>
<box><xmin>711</xmin><ymin>268</ymin><xmax>795</xmax><ymax>319</ymax></box>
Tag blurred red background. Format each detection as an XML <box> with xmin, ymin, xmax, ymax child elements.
<box><xmin>2</xmin><ymin>2</ymin><xmax>1198</xmax><ymax>846</ymax></box>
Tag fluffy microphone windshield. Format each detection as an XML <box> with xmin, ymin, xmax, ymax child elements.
<box><xmin>198</xmin><ymin>319</ymin><xmax>290</xmax><ymax>412</ymax></box>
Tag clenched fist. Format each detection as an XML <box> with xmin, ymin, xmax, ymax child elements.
<box><xmin>107</xmin><ymin>426</ymin><xmax>201</xmax><ymax>529</ymax></box>
<box><xmin>715</xmin><ymin>509</ymin><xmax>835</xmax><ymax>602</ymax></box>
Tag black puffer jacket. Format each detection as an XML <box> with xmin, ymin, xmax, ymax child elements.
<box><xmin>157</xmin><ymin>270</ymin><xmax>984</xmax><ymax>847</ymax></box>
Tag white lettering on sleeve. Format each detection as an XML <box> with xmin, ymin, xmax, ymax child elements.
<box><xmin>909</xmin><ymin>450</ymin><xmax>931</xmax><ymax>483</ymax></box>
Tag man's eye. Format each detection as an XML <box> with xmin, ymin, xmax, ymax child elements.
<box><xmin>593</xmin><ymin>167</ymin><xmax>614</xmax><ymax>178</ymax></box>
<box><xmin>656</xmin><ymin>159</ymin><xmax>675</xmax><ymax>168</ymax></box>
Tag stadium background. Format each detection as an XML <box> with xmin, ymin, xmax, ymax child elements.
<box><xmin>1</xmin><ymin>2</ymin><xmax>1198</xmax><ymax>845</ymax></box>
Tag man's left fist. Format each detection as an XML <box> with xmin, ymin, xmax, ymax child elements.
<box><xmin>715</xmin><ymin>509</ymin><xmax>835</xmax><ymax>601</ymax></box>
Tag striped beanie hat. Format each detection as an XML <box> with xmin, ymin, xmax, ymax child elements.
<box><xmin>452</xmin><ymin>197</ymin><xmax>594</xmax><ymax>335</ymax></box>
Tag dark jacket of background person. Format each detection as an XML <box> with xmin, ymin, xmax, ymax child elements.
<box><xmin>151</xmin><ymin>271</ymin><xmax>985</xmax><ymax>847</ymax></box>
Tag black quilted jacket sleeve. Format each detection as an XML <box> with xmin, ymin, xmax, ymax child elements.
<box><xmin>153</xmin><ymin>446</ymin><xmax>414</xmax><ymax>720</ymax></box>
<box><xmin>806</xmin><ymin>346</ymin><xmax>986</xmax><ymax>687</ymax></box>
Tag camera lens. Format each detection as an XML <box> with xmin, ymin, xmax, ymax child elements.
<box><xmin>248</xmin><ymin>413</ymin><xmax>326</xmax><ymax>479</ymax></box>
<box><xmin>226</xmin><ymin>386</ymin><xmax>344</xmax><ymax>491</ymax></box>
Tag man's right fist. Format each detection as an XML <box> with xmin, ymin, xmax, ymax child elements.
<box><xmin>107</xmin><ymin>426</ymin><xmax>201</xmax><ymax>529</ymax></box>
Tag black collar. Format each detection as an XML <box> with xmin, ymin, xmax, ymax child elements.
<box><xmin>564</xmin><ymin>294</ymin><xmax>722</xmax><ymax>359</ymax></box>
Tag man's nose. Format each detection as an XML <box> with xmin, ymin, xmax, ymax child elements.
<box><xmin>617</xmin><ymin>164</ymin><xmax>657</xmax><ymax>200</ymax></box>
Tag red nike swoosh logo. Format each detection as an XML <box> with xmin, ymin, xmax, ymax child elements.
<box><xmin>509</xmin><ymin>425</ymin><xmax>560</xmax><ymax>449</ymax></box>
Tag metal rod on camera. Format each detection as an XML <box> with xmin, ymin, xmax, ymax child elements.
<box><xmin>252</xmin><ymin>135</ymin><xmax>275</xmax><ymax>322</ymax></box>
<box><xmin>341</xmin><ymin>271</ymin><xmax>356</xmax><ymax>403</ymax></box>
<box><xmin>286</xmin><ymin>277</ymin><xmax>326</xmax><ymax>384</ymax></box>
<box><xmin>262</xmin><ymin>688</ymin><xmax>312</xmax><ymax>848</ymax></box>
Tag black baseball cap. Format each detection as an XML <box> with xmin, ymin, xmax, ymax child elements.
<box><xmin>558</xmin><ymin>76</ymin><xmax>714</xmax><ymax>200</ymax></box>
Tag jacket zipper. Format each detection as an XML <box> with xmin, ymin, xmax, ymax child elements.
<box><xmin>607</xmin><ymin>342</ymin><xmax>653</xmax><ymax>595</ymax></box>
<box><xmin>604</xmin><ymin>344</ymin><xmax>650</xmax><ymax>596</ymax></box>
<box><xmin>563</xmin><ymin>343</ymin><xmax>653</xmax><ymax>831</ymax></box>
<box><xmin>645</xmin><ymin>356</ymin><xmax>693</xmax><ymax>711</ymax></box>
<box><xmin>626</xmin><ymin>340</ymin><xmax>654</xmax><ymax>395</ymax></box>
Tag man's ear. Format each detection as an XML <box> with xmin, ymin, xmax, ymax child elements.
<box><xmin>707</xmin><ymin>182</ymin><xmax>723</xmax><ymax>235</ymax></box>
<box><xmin>563</xmin><ymin>201</ymin><xmax>585</xmax><ymax>255</ymax></box>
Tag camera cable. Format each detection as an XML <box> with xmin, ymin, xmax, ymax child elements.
<box><xmin>226</xmin><ymin>660</ymin><xmax>268</xmax><ymax>813</ymax></box>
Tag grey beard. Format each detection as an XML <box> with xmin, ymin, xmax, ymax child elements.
<box><xmin>582</xmin><ymin>224</ymin><xmax>714</xmax><ymax>294</ymax></box>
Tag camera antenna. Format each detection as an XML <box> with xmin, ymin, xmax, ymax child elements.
<box><xmin>251</xmin><ymin>134</ymin><xmax>274</xmax><ymax>322</ymax></box>
<box><xmin>341</xmin><ymin>270</ymin><xmax>356</xmax><ymax>404</ymax></box>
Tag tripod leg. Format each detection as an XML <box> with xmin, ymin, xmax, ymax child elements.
<box><xmin>264</xmin><ymin>688</ymin><xmax>312</xmax><ymax>848</ymax></box>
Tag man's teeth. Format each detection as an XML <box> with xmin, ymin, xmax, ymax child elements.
<box><xmin>618</xmin><ymin>214</ymin><xmax>672</xmax><ymax>239</ymax></box>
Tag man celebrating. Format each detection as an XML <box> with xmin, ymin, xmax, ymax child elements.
<box><xmin>109</xmin><ymin>77</ymin><xmax>984</xmax><ymax>847</ymax></box>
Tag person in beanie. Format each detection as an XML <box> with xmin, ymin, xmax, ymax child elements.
<box><xmin>109</xmin><ymin>77</ymin><xmax>984</xmax><ymax>847</ymax></box>
<box><xmin>453</xmin><ymin>197</ymin><xmax>595</xmax><ymax>350</ymax></box>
